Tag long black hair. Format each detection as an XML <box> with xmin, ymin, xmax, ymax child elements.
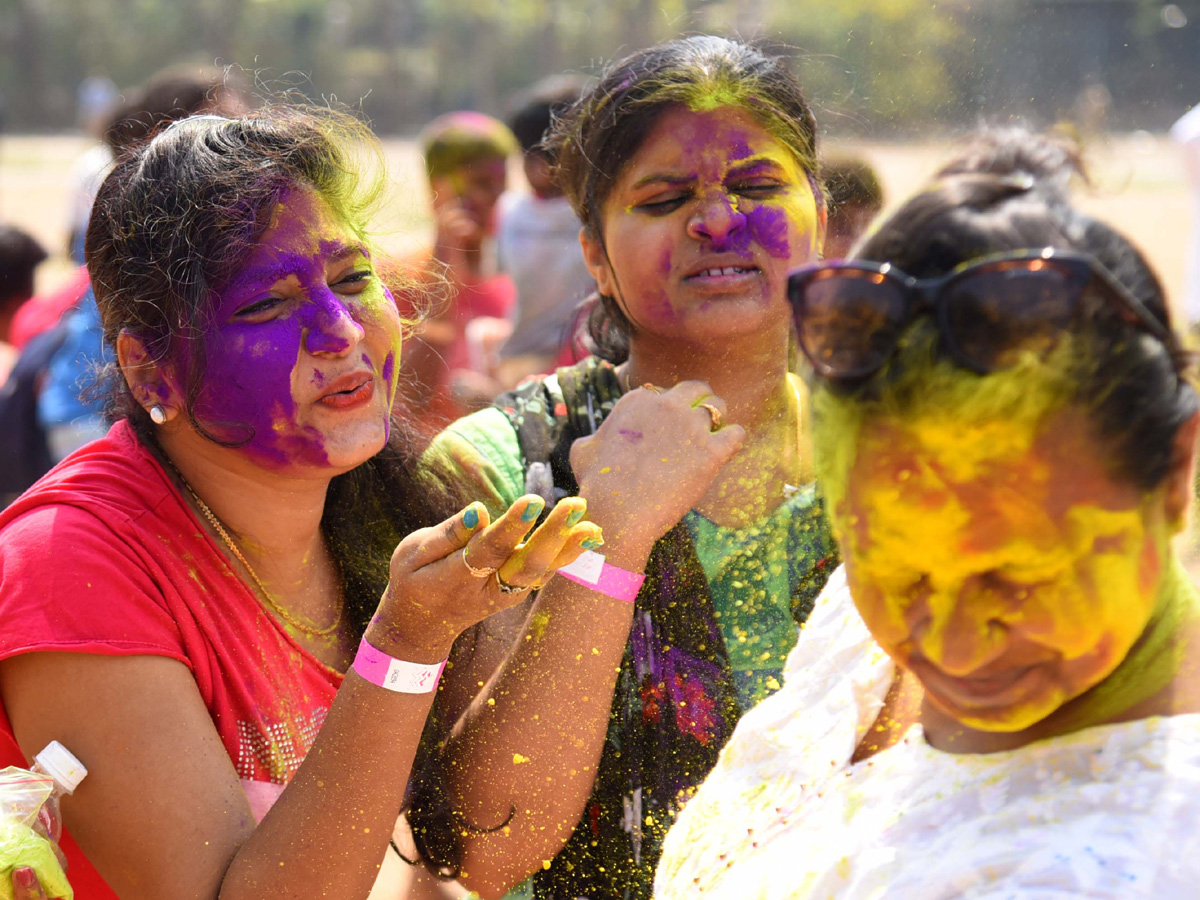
<box><xmin>847</xmin><ymin>129</ymin><xmax>1196</xmax><ymax>491</ymax></box>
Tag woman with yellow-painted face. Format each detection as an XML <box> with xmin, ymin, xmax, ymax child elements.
<box><xmin>656</xmin><ymin>131</ymin><xmax>1200</xmax><ymax>898</ymax></box>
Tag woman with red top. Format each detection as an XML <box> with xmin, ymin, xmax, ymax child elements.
<box><xmin>0</xmin><ymin>108</ymin><xmax>603</xmax><ymax>900</ymax></box>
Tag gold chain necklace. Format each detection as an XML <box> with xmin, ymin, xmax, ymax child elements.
<box><xmin>169</xmin><ymin>464</ymin><xmax>343</xmax><ymax>638</ymax></box>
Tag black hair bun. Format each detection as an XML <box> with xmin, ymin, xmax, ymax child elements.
<box><xmin>934</xmin><ymin>127</ymin><xmax>1085</xmax><ymax>196</ymax></box>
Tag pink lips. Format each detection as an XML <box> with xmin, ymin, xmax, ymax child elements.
<box><xmin>317</xmin><ymin>371</ymin><xmax>375</xmax><ymax>410</ymax></box>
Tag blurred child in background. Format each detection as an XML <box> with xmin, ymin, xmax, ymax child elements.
<box><xmin>397</xmin><ymin>112</ymin><xmax>519</xmax><ymax>427</ymax></box>
<box><xmin>0</xmin><ymin>226</ymin><xmax>47</xmax><ymax>384</ymax></box>
<box><xmin>495</xmin><ymin>75</ymin><xmax>595</xmax><ymax>387</ymax></box>
<box><xmin>819</xmin><ymin>155</ymin><xmax>884</xmax><ymax>260</ymax></box>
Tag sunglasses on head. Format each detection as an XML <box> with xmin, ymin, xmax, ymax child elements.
<box><xmin>786</xmin><ymin>248</ymin><xmax>1177</xmax><ymax>381</ymax></box>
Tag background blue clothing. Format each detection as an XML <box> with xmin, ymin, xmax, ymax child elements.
<box><xmin>37</xmin><ymin>287</ymin><xmax>108</xmax><ymax>428</ymax></box>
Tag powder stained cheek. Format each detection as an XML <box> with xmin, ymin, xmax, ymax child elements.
<box><xmin>640</xmin><ymin>245</ymin><xmax>678</xmax><ymax>324</ymax></box>
<box><xmin>744</xmin><ymin>205</ymin><xmax>791</xmax><ymax>258</ymax></box>
<box><xmin>382</xmin><ymin>350</ymin><xmax>396</xmax><ymax>393</ymax></box>
<box><xmin>199</xmin><ymin>322</ymin><xmax>330</xmax><ymax>468</ymax></box>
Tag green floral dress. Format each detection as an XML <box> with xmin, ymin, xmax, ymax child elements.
<box><xmin>425</xmin><ymin>356</ymin><xmax>837</xmax><ymax>899</ymax></box>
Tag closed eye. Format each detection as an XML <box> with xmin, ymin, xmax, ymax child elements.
<box><xmin>731</xmin><ymin>180</ymin><xmax>785</xmax><ymax>199</ymax></box>
<box><xmin>333</xmin><ymin>269</ymin><xmax>373</xmax><ymax>293</ymax></box>
<box><xmin>984</xmin><ymin>568</ymin><xmax>1059</xmax><ymax>599</ymax></box>
<box><xmin>634</xmin><ymin>193</ymin><xmax>689</xmax><ymax>215</ymax></box>
<box><xmin>234</xmin><ymin>295</ymin><xmax>287</xmax><ymax>319</ymax></box>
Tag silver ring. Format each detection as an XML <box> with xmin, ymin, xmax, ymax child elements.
<box><xmin>495</xmin><ymin>572</ymin><xmax>532</xmax><ymax>595</ymax></box>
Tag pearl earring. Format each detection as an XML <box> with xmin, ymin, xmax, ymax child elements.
<box><xmin>149</xmin><ymin>405</ymin><xmax>168</xmax><ymax>425</ymax></box>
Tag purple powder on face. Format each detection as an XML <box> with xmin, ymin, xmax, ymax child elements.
<box><xmin>744</xmin><ymin>205</ymin><xmax>791</xmax><ymax>258</ymax></box>
<box><xmin>296</xmin><ymin>282</ymin><xmax>364</xmax><ymax>355</ymax></box>
<box><xmin>725</xmin><ymin>134</ymin><xmax>754</xmax><ymax>163</ymax></box>
<box><xmin>382</xmin><ymin>350</ymin><xmax>396</xmax><ymax>390</ymax></box>
<box><xmin>657</xmin><ymin>245</ymin><xmax>674</xmax><ymax>278</ymax></box>
<box><xmin>618</xmin><ymin>429</ymin><xmax>644</xmax><ymax>443</ymax></box>
<box><xmin>190</xmin><ymin>186</ymin><xmax>398</xmax><ymax>470</ymax></box>
<box><xmin>704</xmin><ymin>205</ymin><xmax>789</xmax><ymax>259</ymax></box>
<box><xmin>663</xmin><ymin>119</ymin><xmax>800</xmax><ymax>260</ymax></box>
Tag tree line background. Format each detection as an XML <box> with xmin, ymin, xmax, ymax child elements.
<box><xmin>2</xmin><ymin>0</ymin><xmax>1198</xmax><ymax>136</ymax></box>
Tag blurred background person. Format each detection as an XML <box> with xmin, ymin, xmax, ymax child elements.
<box><xmin>494</xmin><ymin>74</ymin><xmax>595</xmax><ymax>388</ymax></box>
<box><xmin>396</xmin><ymin>111</ymin><xmax>518</xmax><ymax>429</ymax></box>
<box><xmin>65</xmin><ymin>65</ymin><xmax>246</xmax><ymax>265</ymax></box>
<box><xmin>1171</xmin><ymin>101</ymin><xmax>1200</xmax><ymax>332</ymax></box>
<box><xmin>35</xmin><ymin>66</ymin><xmax>249</xmax><ymax>468</ymax></box>
<box><xmin>0</xmin><ymin>225</ymin><xmax>53</xmax><ymax>509</ymax></box>
<box><xmin>65</xmin><ymin>73</ymin><xmax>121</xmax><ymax>265</ymax></box>
<box><xmin>0</xmin><ymin>225</ymin><xmax>47</xmax><ymax>384</ymax></box>
<box><xmin>818</xmin><ymin>155</ymin><xmax>884</xmax><ymax>261</ymax></box>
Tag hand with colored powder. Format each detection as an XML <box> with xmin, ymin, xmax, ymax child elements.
<box><xmin>570</xmin><ymin>380</ymin><xmax>747</xmax><ymax>554</ymax></box>
<box><xmin>367</xmin><ymin>496</ymin><xmax>602</xmax><ymax>662</ymax></box>
<box><xmin>0</xmin><ymin>823</ymin><xmax>70</xmax><ymax>900</ymax></box>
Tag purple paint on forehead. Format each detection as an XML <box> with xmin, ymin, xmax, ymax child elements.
<box><xmin>724</xmin><ymin>132</ymin><xmax>754</xmax><ymax>162</ymax></box>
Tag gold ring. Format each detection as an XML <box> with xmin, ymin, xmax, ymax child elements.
<box><xmin>462</xmin><ymin>545</ymin><xmax>496</xmax><ymax>579</ymax></box>
<box><xmin>495</xmin><ymin>572</ymin><xmax>532</xmax><ymax>595</ymax></box>
<box><xmin>698</xmin><ymin>403</ymin><xmax>723</xmax><ymax>430</ymax></box>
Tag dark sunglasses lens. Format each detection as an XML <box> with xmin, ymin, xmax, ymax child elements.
<box><xmin>796</xmin><ymin>272</ymin><xmax>908</xmax><ymax>377</ymax></box>
<box><xmin>945</xmin><ymin>265</ymin><xmax>1076</xmax><ymax>371</ymax></box>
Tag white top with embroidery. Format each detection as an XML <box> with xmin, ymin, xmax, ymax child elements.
<box><xmin>655</xmin><ymin>567</ymin><xmax>1200</xmax><ymax>899</ymax></box>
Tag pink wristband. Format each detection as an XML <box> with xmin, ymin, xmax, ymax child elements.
<box><xmin>557</xmin><ymin>551</ymin><xmax>645</xmax><ymax>603</ymax></box>
<box><xmin>353</xmin><ymin>638</ymin><xmax>446</xmax><ymax>694</ymax></box>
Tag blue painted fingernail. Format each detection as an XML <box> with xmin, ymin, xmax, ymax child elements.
<box><xmin>582</xmin><ymin>536</ymin><xmax>604</xmax><ymax>550</ymax></box>
<box><xmin>463</xmin><ymin>506</ymin><xmax>479</xmax><ymax>529</ymax></box>
<box><xmin>521</xmin><ymin>499</ymin><xmax>544</xmax><ymax>522</ymax></box>
<box><xmin>566</xmin><ymin>507</ymin><xmax>585</xmax><ymax>527</ymax></box>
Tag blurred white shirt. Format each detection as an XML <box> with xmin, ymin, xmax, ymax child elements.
<box><xmin>657</xmin><ymin>568</ymin><xmax>1200</xmax><ymax>899</ymax></box>
<box><xmin>1170</xmin><ymin>104</ymin><xmax>1200</xmax><ymax>325</ymax></box>
<box><xmin>495</xmin><ymin>191</ymin><xmax>594</xmax><ymax>360</ymax></box>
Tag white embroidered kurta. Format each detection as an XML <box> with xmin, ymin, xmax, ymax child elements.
<box><xmin>656</xmin><ymin>567</ymin><xmax>1200</xmax><ymax>899</ymax></box>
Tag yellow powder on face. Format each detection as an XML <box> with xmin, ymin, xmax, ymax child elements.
<box><xmin>812</xmin><ymin>339</ymin><xmax>1179</xmax><ymax>732</ymax></box>
<box><xmin>814</xmin><ymin>336</ymin><xmax>1077</xmax><ymax>518</ymax></box>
